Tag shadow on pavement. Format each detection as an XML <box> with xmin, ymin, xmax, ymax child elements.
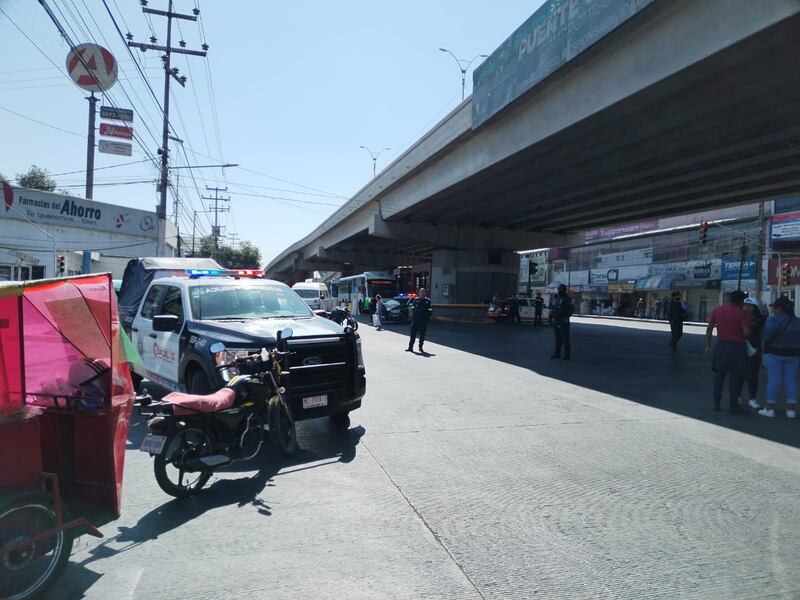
<box><xmin>404</xmin><ymin>319</ymin><xmax>800</xmax><ymax>450</ymax></box>
<box><xmin>107</xmin><ymin>415</ymin><xmax>365</xmax><ymax>563</ymax></box>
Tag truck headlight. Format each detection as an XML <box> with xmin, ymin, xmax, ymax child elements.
<box><xmin>356</xmin><ymin>337</ymin><xmax>364</xmax><ymax>369</ymax></box>
<box><xmin>213</xmin><ymin>348</ymin><xmax>254</xmax><ymax>367</ymax></box>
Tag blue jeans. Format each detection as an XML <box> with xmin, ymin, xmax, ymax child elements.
<box><xmin>763</xmin><ymin>354</ymin><xmax>799</xmax><ymax>406</ymax></box>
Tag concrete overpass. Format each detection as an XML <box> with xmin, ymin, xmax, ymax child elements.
<box><xmin>267</xmin><ymin>0</ymin><xmax>800</xmax><ymax>303</ymax></box>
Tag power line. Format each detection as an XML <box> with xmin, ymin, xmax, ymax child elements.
<box><xmin>0</xmin><ymin>103</ymin><xmax>84</xmax><ymax>137</ymax></box>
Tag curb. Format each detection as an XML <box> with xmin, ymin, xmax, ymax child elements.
<box><xmin>576</xmin><ymin>314</ymin><xmax>706</xmax><ymax>327</ymax></box>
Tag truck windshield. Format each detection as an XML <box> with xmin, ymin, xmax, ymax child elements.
<box><xmin>293</xmin><ymin>288</ymin><xmax>320</xmax><ymax>299</ymax></box>
<box><xmin>189</xmin><ymin>284</ymin><xmax>313</xmax><ymax>320</ymax></box>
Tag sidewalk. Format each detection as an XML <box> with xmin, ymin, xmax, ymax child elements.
<box><xmin>575</xmin><ymin>313</ymin><xmax>707</xmax><ymax>327</ymax></box>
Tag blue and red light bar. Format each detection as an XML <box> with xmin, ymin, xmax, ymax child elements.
<box><xmin>185</xmin><ymin>268</ymin><xmax>264</xmax><ymax>279</ymax></box>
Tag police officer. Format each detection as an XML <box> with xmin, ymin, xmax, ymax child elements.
<box><xmin>533</xmin><ymin>292</ymin><xmax>545</xmax><ymax>325</ymax></box>
<box><xmin>406</xmin><ymin>288</ymin><xmax>433</xmax><ymax>353</ymax></box>
<box><xmin>550</xmin><ymin>284</ymin><xmax>574</xmax><ymax>360</ymax></box>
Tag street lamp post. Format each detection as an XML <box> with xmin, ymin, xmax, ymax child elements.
<box><xmin>359</xmin><ymin>146</ymin><xmax>390</xmax><ymax>178</ymax></box>
<box><xmin>438</xmin><ymin>48</ymin><xmax>489</xmax><ymax>101</ymax></box>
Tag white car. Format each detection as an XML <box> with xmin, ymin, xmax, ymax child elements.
<box><xmin>291</xmin><ymin>281</ymin><xmax>332</xmax><ymax>312</ymax></box>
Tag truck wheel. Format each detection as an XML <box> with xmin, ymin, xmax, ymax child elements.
<box><xmin>188</xmin><ymin>369</ymin><xmax>211</xmax><ymax>395</ymax></box>
<box><xmin>330</xmin><ymin>413</ymin><xmax>350</xmax><ymax>430</ymax></box>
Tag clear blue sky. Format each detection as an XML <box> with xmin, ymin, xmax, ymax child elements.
<box><xmin>0</xmin><ymin>0</ymin><xmax>544</xmax><ymax>263</ymax></box>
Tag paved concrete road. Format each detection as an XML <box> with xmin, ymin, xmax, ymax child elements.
<box><xmin>54</xmin><ymin>318</ymin><xmax>800</xmax><ymax>599</ymax></box>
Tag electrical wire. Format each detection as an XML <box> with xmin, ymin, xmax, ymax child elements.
<box><xmin>0</xmin><ymin>103</ymin><xmax>84</xmax><ymax>137</ymax></box>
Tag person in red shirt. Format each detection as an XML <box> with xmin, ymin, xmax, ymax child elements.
<box><xmin>705</xmin><ymin>290</ymin><xmax>751</xmax><ymax>413</ymax></box>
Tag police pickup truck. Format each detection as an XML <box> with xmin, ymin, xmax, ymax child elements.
<box><xmin>127</xmin><ymin>268</ymin><xmax>365</xmax><ymax>425</ymax></box>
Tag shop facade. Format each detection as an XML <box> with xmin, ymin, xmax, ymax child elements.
<box><xmin>518</xmin><ymin>202</ymin><xmax>779</xmax><ymax>320</ymax></box>
<box><xmin>0</xmin><ymin>185</ymin><xmax>177</xmax><ymax>281</ymax></box>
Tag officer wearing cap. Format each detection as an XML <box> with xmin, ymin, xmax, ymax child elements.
<box><xmin>550</xmin><ymin>283</ymin><xmax>574</xmax><ymax>360</ymax></box>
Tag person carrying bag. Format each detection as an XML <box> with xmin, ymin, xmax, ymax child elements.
<box><xmin>757</xmin><ymin>296</ymin><xmax>800</xmax><ymax>418</ymax></box>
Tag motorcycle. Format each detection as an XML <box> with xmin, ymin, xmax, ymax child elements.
<box><xmin>319</xmin><ymin>306</ymin><xmax>359</xmax><ymax>331</ymax></box>
<box><xmin>138</xmin><ymin>328</ymin><xmax>297</xmax><ymax>498</ymax></box>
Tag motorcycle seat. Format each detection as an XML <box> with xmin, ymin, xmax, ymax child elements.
<box><xmin>164</xmin><ymin>387</ymin><xmax>236</xmax><ymax>416</ymax></box>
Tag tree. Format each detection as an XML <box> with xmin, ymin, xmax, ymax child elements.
<box><xmin>195</xmin><ymin>236</ymin><xmax>261</xmax><ymax>269</ymax></box>
<box><xmin>16</xmin><ymin>165</ymin><xmax>56</xmax><ymax>192</ymax></box>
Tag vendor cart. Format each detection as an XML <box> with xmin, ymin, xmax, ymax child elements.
<box><xmin>0</xmin><ymin>273</ymin><xmax>134</xmax><ymax>600</ymax></box>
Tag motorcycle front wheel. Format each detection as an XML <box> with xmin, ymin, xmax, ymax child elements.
<box><xmin>0</xmin><ymin>493</ymin><xmax>73</xmax><ymax>600</ymax></box>
<box><xmin>154</xmin><ymin>428</ymin><xmax>213</xmax><ymax>498</ymax></box>
<box><xmin>269</xmin><ymin>397</ymin><xmax>297</xmax><ymax>457</ymax></box>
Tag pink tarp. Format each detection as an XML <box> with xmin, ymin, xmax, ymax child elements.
<box><xmin>0</xmin><ymin>273</ymin><xmax>134</xmax><ymax>516</ymax></box>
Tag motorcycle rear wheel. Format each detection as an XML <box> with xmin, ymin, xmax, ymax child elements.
<box><xmin>0</xmin><ymin>493</ymin><xmax>73</xmax><ymax>600</ymax></box>
<box><xmin>154</xmin><ymin>428</ymin><xmax>213</xmax><ymax>498</ymax></box>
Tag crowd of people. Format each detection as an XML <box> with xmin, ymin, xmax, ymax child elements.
<box><xmin>706</xmin><ymin>290</ymin><xmax>800</xmax><ymax>418</ymax></box>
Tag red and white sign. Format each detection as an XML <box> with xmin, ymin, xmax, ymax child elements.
<box><xmin>99</xmin><ymin>123</ymin><xmax>133</xmax><ymax>139</ymax></box>
<box><xmin>66</xmin><ymin>44</ymin><xmax>118</xmax><ymax>92</ymax></box>
<box><xmin>768</xmin><ymin>259</ymin><xmax>800</xmax><ymax>286</ymax></box>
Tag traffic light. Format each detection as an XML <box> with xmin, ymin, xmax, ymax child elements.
<box><xmin>699</xmin><ymin>221</ymin><xmax>709</xmax><ymax>245</ymax></box>
<box><xmin>57</xmin><ymin>255</ymin><xmax>65</xmax><ymax>276</ymax></box>
<box><xmin>530</xmin><ymin>261</ymin><xmax>538</xmax><ymax>277</ymax></box>
<box><xmin>781</xmin><ymin>262</ymin><xmax>791</xmax><ymax>287</ymax></box>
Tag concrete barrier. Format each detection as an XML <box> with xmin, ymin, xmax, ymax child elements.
<box><xmin>431</xmin><ymin>304</ymin><xmax>490</xmax><ymax>323</ymax></box>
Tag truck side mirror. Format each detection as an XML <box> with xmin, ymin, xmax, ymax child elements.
<box><xmin>153</xmin><ymin>314</ymin><xmax>181</xmax><ymax>332</ymax></box>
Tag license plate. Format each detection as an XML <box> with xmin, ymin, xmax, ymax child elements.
<box><xmin>302</xmin><ymin>394</ymin><xmax>328</xmax><ymax>409</ymax></box>
<box><xmin>140</xmin><ymin>434</ymin><xmax>167</xmax><ymax>455</ymax></box>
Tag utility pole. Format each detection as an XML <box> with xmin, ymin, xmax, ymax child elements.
<box><xmin>737</xmin><ymin>236</ymin><xmax>747</xmax><ymax>291</ymax></box>
<box><xmin>228</xmin><ymin>232</ymin><xmax>240</xmax><ymax>251</ymax></box>
<box><xmin>128</xmin><ymin>1</ymin><xmax>208</xmax><ymax>256</ymax></box>
<box><xmin>172</xmin><ymin>171</ymin><xmax>181</xmax><ymax>255</ymax></box>
<box><xmin>755</xmin><ymin>201</ymin><xmax>766</xmax><ymax>299</ymax></box>
<box><xmin>201</xmin><ymin>186</ymin><xmax>230</xmax><ymax>255</ymax></box>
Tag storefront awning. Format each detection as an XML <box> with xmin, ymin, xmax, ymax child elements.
<box><xmin>634</xmin><ymin>274</ymin><xmax>684</xmax><ymax>291</ymax></box>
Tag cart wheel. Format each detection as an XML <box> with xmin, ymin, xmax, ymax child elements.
<box><xmin>0</xmin><ymin>493</ymin><xmax>73</xmax><ymax>600</ymax></box>
<box><xmin>154</xmin><ymin>428</ymin><xmax>213</xmax><ymax>498</ymax></box>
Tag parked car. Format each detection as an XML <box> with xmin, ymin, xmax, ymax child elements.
<box><xmin>487</xmin><ymin>297</ymin><xmax>550</xmax><ymax>324</ymax></box>
<box><xmin>381</xmin><ymin>298</ymin><xmax>411</xmax><ymax>323</ymax></box>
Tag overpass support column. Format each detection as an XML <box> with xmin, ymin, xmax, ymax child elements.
<box><xmin>430</xmin><ymin>248</ymin><xmax>519</xmax><ymax>304</ymax></box>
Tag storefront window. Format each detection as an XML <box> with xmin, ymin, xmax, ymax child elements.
<box><xmin>0</xmin><ymin>265</ymin><xmax>11</xmax><ymax>281</ymax></box>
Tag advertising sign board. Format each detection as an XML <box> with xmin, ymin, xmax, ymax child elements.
<box><xmin>722</xmin><ymin>257</ymin><xmax>756</xmax><ymax>281</ymax></box>
<box><xmin>472</xmin><ymin>0</ymin><xmax>655</xmax><ymax>127</ymax></box>
<box><xmin>98</xmin><ymin>139</ymin><xmax>133</xmax><ymax>156</ymax></box>
<box><xmin>99</xmin><ymin>123</ymin><xmax>133</xmax><ymax>139</ymax></box>
<box><xmin>586</xmin><ymin>221</ymin><xmax>659</xmax><ymax>243</ymax></box>
<box><xmin>100</xmin><ymin>106</ymin><xmax>134</xmax><ymax>122</ymax></box>
<box><xmin>1</xmin><ymin>184</ymin><xmax>157</xmax><ymax>238</ymax></box>
<box><xmin>771</xmin><ymin>211</ymin><xmax>800</xmax><ymax>242</ymax></box>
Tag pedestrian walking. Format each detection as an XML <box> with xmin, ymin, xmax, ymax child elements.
<box><xmin>655</xmin><ymin>297</ymin><xmax>663</xmax><ymax>320</ymax></box>
<box><xmin>667</xmin><ymin>291</ymin><xmax>687</xmax><ymax>349</ymax></box>
<box><xmin>757</xmin><ymin>296</ymin><xmax>800</xmax><ymax>418</ymax></box>
<box><xmin>705</xmin><ymin>290</ymin><xmax>750</xmax><ymax>414</ymax></box>
<box><xmin>371</xmin><ymin>294</ymin><xmax>385</xmax><ymax>331</ymax></box>
<box><xmin>550</xmin><ymin>284</ymin><xmax>574</xmax><ymax>360</ymax></box>
<box><xmin>406</xmin><ymin>288</ymin><xmax>433</xmax><ymax>353</ymax></box>
<box><xmin>637</xmin><ymin>297</ymin><xmax>646</xmax><ymax>319</ymax></box>
<box><xmin>741</xmin><ymin>297</ymin><xmax>766</xmax><ymax>409</ymax></box>
<box><xmin>533</xmin><ymin>292</ymin><xmax>544</xmax><ymax>325</ymax></box>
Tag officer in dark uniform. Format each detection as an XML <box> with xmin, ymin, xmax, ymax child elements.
<box><xmin>533</xmin><ymin>292</ymin><xmax>545</xmax><ymax>325</ymax></box>
<box><xmin>550</xmin><ymin>284</ymin><xmax>574</xmax><ymax>360</ymax></box>
<box><xmin>406</xmin><ymin>287</ymin><xmax>433</xmax><ymax>353</ymax></box>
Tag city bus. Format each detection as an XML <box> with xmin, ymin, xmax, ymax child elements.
<box><xmin>336</xmin><ymin>272</ymin><xmax>398</xmax><ymax>314</ymax></box>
